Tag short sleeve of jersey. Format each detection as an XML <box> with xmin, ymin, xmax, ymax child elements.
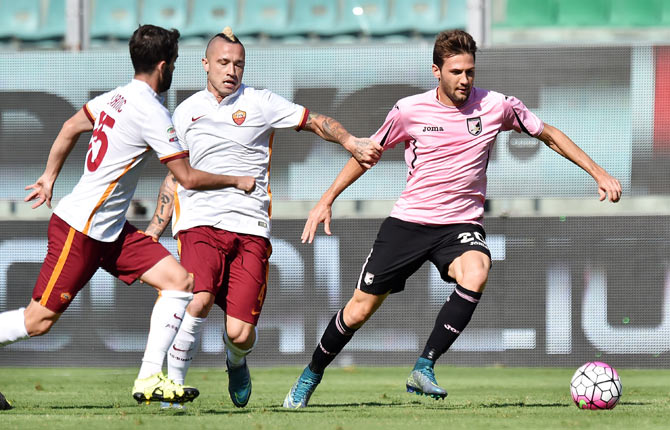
<box><xmin>142</xmin><ymin>109</ymin><xmax>188</xmax><ymax>163</ymax></box>
<box><xmin>370</xmin><ymin>104</ymin><xmax>411</xmax><ymax>151</ymax></box>
<box><xmin>258</xmin><ymin>89</ymin><xmax>309</xmax><ymax>130</ymax></box>
<box><xmin>171</xmin><ymin>105</ymin><xmax>188</xmax><ymax>150</ymax></box>
<box><xmin>83</xmin><ymin>92</ymin><xmax>109</xmax><ymax>124</ymax></box>
<box><xmin>501</xmin><ymin>95</ymin><xmax>544</xmax><ymax>137</ymax></box>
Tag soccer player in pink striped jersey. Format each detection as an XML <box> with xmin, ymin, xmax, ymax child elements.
<box><xmin>283</xmin><ymin>29</ymin><xmax>622</xmax><ymax>408</ymax></box>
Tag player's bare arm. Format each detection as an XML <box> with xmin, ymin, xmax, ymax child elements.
<box><xmin>145</xmin><ymin>172</ymin><xmax>179</xmax><ymax>239</ymax></box>
<box><xmin>303</xmin><ymin>112</ymin><xmax>381</xmax><ymax>169</ymax></box>
<box><xmin>165</xmin><ymin>157</ymin><xmax>256</xmax><ymax>192</ymax></box>
<box><xmin>25</xmin><ymin>108</ymin><xmax>94</xmax><ymax>209</ymax></box>
<box><xmin>538</xmin><ymin>123</ymin><xmax>622</xmax><ymax>202</ymax></box>
<box><xmin>302</xmin><ymin>157</ymin><xmax>368</xmax><ymax>244</ymax></box>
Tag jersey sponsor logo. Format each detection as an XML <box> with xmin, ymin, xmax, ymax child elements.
<box><xmin>422</xmin><ymin>125</ymin><xmax>444</xmax><ymax>132</ymax></box>
<box><xmin>364</xmin><ymin>272</ymin><xmax>375</xmax><ymax>285</ymax></box>
<box><xmin>257</xmin><ymin>220</ymin><xmax>267</xmax><ymax>228</ymax></box>
<box><xmin>467</xmin><ymin>117</ymin><xmax>482</xmax><ymax>136</ymax></box>
<box><xmin>232</xmin><ymin>109</ymin><xmax>247</xmax><ymax>125</ymax></box>
<box><xmin>191</xmin><ymin>114</ymin><xmax>206</xmax><ymax>122</ymax></box>
<box><xmin>60</xmin><ymin>292</ymin><xmax>72</xmax><ymax>303</ymax></box>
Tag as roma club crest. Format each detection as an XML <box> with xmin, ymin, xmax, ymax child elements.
<box><xmin>232</xmin><ymin>110</ymin><xmax>246</xmax><ymax>125</ymax></box>
<box><xmin>467</xmin><ymin>117</ymin><xmax>482</xmax><ymax>136</ymax></box>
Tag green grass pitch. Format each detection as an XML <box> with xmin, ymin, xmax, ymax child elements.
<box><xmin>1</xmin><ymin>366</ymin><xmax>669</xmax><ymax>429</ymax></box>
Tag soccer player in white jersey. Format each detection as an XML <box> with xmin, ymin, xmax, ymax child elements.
<box><xmin>0</xmin><ymin>25</ymin><xmax>255</xmax><ymax>406</ymax></box>
<box><xmin>144</xmin><ymin>27</ymin><xmax>381</xmax><ymax>408</ymax></box>
<box><xmin>283</xmin><ymin>30</ymin><xmax>623</xmax><ymax>408</ymax></box>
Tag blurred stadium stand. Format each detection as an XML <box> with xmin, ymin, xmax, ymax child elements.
<box><xmin>0</xmin><ymin>0</ymin><xmax>65</xmax><ymax>46</ymax></box>
<box><xmin>90</xmin><ymin>0</ymin><xmax>140</xmax><ymax>41</ymax></box>
<box><xmin>2</xmin><ymin>0</ymin><xmax>670</xmax><ymax>49</ymax></box>
<box><xmin>0</xmin><ymin>0</ymin><xmax>469</xmax><ymax>48</ymax></box>
<box><xmin>492</xmin><ymin>0</ymin><xmax>670</xmax><ymax>44</ymax></box>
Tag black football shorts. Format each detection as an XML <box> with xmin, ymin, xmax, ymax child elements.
<box><xmin>355</xmin><ymin>217</ymin><xmax>491</xmax><ymax>295</ymax></box>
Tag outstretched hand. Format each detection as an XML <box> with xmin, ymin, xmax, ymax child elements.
<box><xmin>236</xmin><ymin>176</ymin><xmax>256</xmax><ymax>194</ymax></box>
<box><xmin>301</xmin><ymin>201</ymin><xmax>332</xmax><ymax>244</ymax></box>
<box><xmin>348</xmin><ymin>137</ymin><xmax>382</xmax><ymax>169</ymax></box>
<box><xmin>24</xmin><ymin>176</ymin><xmax>55</xmax><ymax>209</ymax></box>
<box><xmin>596</xmin><ymin>173</ymin><xmax>622</xmax><ymax>203</ymax></box>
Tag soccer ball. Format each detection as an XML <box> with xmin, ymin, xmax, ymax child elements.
<box><xmin>570</xmin><ymin>361</ymin><xmax>622</xmax><ymax>410</ymax></box>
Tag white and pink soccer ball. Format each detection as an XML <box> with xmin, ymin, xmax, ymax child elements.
<box><xmin>570</xmin><ymin>362</ymin><xmax>622</xmax><ymax>410</ymax></box>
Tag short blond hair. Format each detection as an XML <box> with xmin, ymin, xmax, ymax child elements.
<box><xmin>205</xmin><ymin>26</ymin><xmax>244</xmax><ymax>56</ymax></box>
<box><xmin>221</xmin><ymin>26</ymin><xmax>237</xmax><ymax>42</ymax></box>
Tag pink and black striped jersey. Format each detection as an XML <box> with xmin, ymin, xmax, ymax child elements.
<box><xmin>371</xmin><ymin>87</ymin><xmax>544</xmax><ymax>226</ymax></box>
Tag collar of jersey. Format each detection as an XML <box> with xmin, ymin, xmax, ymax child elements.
<box><xmin>434</xmin><ymin>86</ymin><xmax>476</xmax><ymax>110</ymax></box>
<box><xmin>130</xmin><ymin>79</ymin><xmax>163</xmax><ymax>102</ymax></box>
<box><xmin>204</xmin><ymin>84</ymin><xmax>244</xmax><ymax>107</ymax></box>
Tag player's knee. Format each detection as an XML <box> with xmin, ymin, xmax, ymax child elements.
<box><xmin>226</xmin><ymin>325</ymin><xmax>255</xmax><ymax>348</ymax></box>
<box><xmin>171</xmin><ymin>269</ymin><xmax>193</xmax><ymax>293</ymax></box>
<box><xmin>460</xmin><ymin>267</ymin><xmax>489</xmax><ymax>292</ymax></box>
<box><xmin>187</xmin><ymin>292</ymin><xmax>214</xmax><ymax>317</ymax></box>
<box><xmin>346</xmin><ymin>303</ymin><xmax>375</xmax><ymax>328</ymax></box>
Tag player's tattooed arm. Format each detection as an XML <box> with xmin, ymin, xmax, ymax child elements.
<box><xmin>303</xmin><ymin>112</ymin><xmax>381</xmax><ymax>169</ymax></box>
<box><xmin>145</xmin><ymin>172</ymin><xmax>178</xmax><ymax>240</ymax></box>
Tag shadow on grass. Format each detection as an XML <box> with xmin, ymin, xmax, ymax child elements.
<box><xmin>196</xmin><ymin>401</ymin><xmax>413</xmax><ymax>414</ymax></box>
<box><xmin>48</xmin><ymin>405</ymin><xmax>121</xmax><ymax>410</ymax></box>
<box><xmin>474</xmin><ymin>402</ymin><xmax>570</xmax><ymax>409</ymax></box>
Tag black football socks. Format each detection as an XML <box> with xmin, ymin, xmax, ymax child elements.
<box><xmin>309</xmin><ymin>308</ymin><xmax>357</xmax><ymax>374</ymax></box>
<box><xmin>420</xmin><ymin>284</ymin><xmax>482</xmax><ymax>362</ymax></box>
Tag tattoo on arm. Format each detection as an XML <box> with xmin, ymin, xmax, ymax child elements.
<box><xmin>306</xmin><ymin>113</ymin><xmax>350</xmax><ymax>145</ymax></box>
<box><xmin>145</xmin><ymin>173</ymin><xmax>177</xmax><ymax>237</ymax></box>
<box><xmin>158</xmin><ymin>193</ymin><xmax>170</xmax><ymax>215</ymax></box>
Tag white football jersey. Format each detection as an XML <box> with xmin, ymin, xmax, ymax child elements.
<box><xmin>54</xmin><ymin>79</ymin><xmax>188</xmax><ymax>242</ymax></box>
<box><xmin>171</xmin><ymin>84</ymin><xmax>308</xmax><ymax>238</ymax></box>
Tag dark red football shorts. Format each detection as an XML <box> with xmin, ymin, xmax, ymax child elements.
<box><xmin>177</xmin><ymin>226</ymin><xmax>271</xmax><ymax>325</ymax></box>
<box><xmin>32</xmin><ymin>214</ymin><xmax>172</xmax><ymax>313</ymax></box>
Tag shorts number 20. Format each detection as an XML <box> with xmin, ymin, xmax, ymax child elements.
<box><xmin>458</xmin><ymin>231</ymin><xmax>485</xmax><ymax>244</ymax></box>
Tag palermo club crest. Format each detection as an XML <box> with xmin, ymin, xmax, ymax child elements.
<box><xmin>467</xmin><ymin>117</ymin><xmax>482</xmax><ymax>136</ymax></box>
<box><xmin>232</xmin><ymin>110</ymin><xmax>246</xmax><ymax>125</ymax></box>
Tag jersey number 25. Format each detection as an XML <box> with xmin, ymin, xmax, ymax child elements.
<box><xmin>87</xmin><ymin>111</ymin><xmax>116</xmax><ymax>172</ymax></box>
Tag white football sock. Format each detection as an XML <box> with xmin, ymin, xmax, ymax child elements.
<box><xmin>224</xmin><ymin>326</ymin><xmax>258</xmax><ymax>368</ymax></box>
<box><xmin>0</xmin><ymin>308</ymin><xmax>29</xmax><ymax>347</ymax></box>
<box><xmin>167</xmin><ymin>312</ymin><xmax>205</xmax><ymax>385</ymax></box>
<box><xmin>137</xmin><ymin>290</ymin><xmax>192</xmax><ymax>379</ymax></box>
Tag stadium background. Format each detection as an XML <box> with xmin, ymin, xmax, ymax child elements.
<box><xmin>1</xmin><ymin>0</ymin><xmax>670</xmax><ymax>369</ymax></box>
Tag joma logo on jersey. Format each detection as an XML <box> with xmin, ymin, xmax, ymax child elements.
<box><xmin>422</xmin><ymin>126</ymin><xmax>444</xmax><ymax>132</ymax></box>
<box><xmin>232</xmin><ymin>110</ymin><xmax>246</xmax><ymax>125</ymax></box>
